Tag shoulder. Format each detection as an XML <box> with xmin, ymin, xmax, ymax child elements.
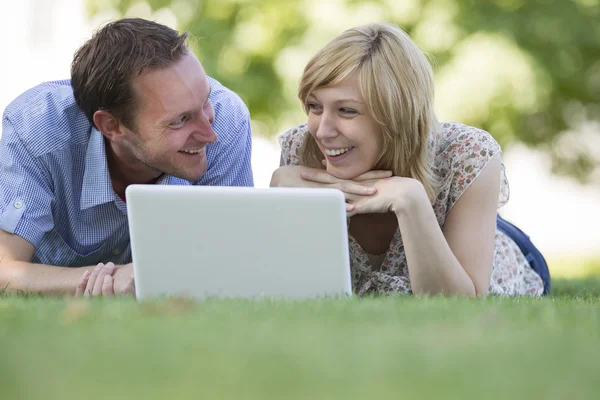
<box><xmin>277</xmin><ymin>123</ymin><xmax>309</xmax><ymax>166</ymax></box>
<box><xmin>435</xmin><ymin>121</ymin><xmax>501</xmax><ymax>159</ymax></box>
<box><xmin>278</xmin><ymin>123</ymin><xmax>309</xmax><ymax>146</ymax></box>
<box><xmin>207</xmin><ymin>76</ymin><xmax>250</xmax><ymax>125</ymax></box>
<box><xmin>433</xmin><ymin>121</ymin><xmax>509</xmax><ymax>210</ymax></box>
<box><xmin>206</xmin><ymin>76</ymin><xmax>251</xmax><ymax>150</ymax></box>
<box><xmin>2</xmin><ymin>80</ymin><xmax>91</xmax><ymax>156</ymax></box>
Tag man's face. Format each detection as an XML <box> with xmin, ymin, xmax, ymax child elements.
<box><xmin>121</xmin><ymin>52</ymin><xmax>217</xmax><ymax>182</ymax></box>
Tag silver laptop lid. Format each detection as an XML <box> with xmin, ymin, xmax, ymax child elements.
<box><xmin>126</xmin><ymin>185</ymin><xmax>352</xmax><ymax>300</ymax></box>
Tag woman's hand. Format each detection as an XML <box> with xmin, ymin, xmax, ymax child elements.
<box><xmin>270</xmin><ymin>165</ymin><xmax>392</xmax><ymax>211</ymax></box>
<box><xmin>344</xmin><ymin>177</ymin><xmax>429</xmax><ymax>217</ymax></box>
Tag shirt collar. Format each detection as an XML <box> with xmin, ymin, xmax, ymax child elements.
<box><xmin>80</xmin><ymin>129</ymin><xmax>194</xmax><ymax>210</ymax></box>
<box><xmin>80</xmin><ymin>127</ymin><xmax>116</xmax><ymax>210</ymax></box>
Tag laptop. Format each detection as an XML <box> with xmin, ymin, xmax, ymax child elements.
<box><xmin>125</xmin><ymin>185</ymin><xmax>352</xmax><ymax>301</ymax></box>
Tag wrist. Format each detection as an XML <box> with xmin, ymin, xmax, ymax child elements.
<box><xmin>270</xmin><ymin>166</ymin><xmax>302</xmax><ymax>188</ymax></box>
<box><xmin>269</xmin><ymin>167</ymin><xmax>285</xmax><ymax>187</ymax></box>
<box><xmin>390</xmin><ymin>179</ymin><xmax>429</xmax><ymax>216</ymax></box>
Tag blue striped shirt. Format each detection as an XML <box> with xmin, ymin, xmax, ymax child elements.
<box><xmin>0</xmin><ymin>78</ymin><xmax>253</xmax><ymax>267</ymax></box>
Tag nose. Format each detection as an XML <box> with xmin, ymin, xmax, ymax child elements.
<box><xmin>194</xmin><ymin>105</ymin><xmax>217</xmax><ymax>143</ymax></box>
<box><xmin>196</xmin><ymin>119</ymin><xmax>217</xmax><ymax>143</ymax></box>
<box><xmin>314</xmin><ymin>110</ymin><xmax>338</xmax><ymax>141</ymax></box>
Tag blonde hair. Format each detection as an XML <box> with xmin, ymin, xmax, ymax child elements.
<box><xmin>298</xmin><ymin>22</ymin><xmax>440</xmax><ymax>201</ymax></box>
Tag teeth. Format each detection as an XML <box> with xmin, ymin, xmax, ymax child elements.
<box><xmin>325</xmin><ymin>147</ymin><xmax>352</xmax><ymax>156</ymax></box>
<box><xmin>180</xmin><ymin>148</ymin><xmax>204</xmax><ymax>154</ymax></box>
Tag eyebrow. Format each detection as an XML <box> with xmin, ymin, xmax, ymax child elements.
<box><xmin>335</xmin><ymin>98</ymin><xmax>363</xmax><ymax>104</ymax></box>
<box><xmin>306</xmin><ymin>95</ymin><xmax>364</xmax><ymax>104</ymax></box>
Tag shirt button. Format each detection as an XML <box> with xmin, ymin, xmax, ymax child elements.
<box><xmin>14</xmin><ymin>201</ymin><xmax>23</xmax><ymax>209</ymax></box>
<box><xmin>112</xmin><ymin>248</ymin><xmax>121</xmax><ymax>255</ymax></box>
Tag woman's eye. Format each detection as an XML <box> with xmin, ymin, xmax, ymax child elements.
<box><xmin>340</xmin><ymin>108</ymin><xmax>357</xmax><ymax>116</ymax></box>
<box><xmin>307</xmin><ymin>103</ymin><xmax>322</xmax><ymax>112</ymax></box>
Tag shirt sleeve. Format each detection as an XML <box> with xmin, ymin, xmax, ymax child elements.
<box><xmin>277</xmin><ymin>123</ymin><xmax>308</xmax><ymax>166</ymax></box>
<box><xmin>0</xmin><ymin>115</ymin><xmax>55</xmax><ymax>247</ymax></box>
<box><xmin>438</xmin><ymin>123</ymin><xmax>510</xmax><ymax>211</ymax></box>
<box><xmin>195</xmin><ymin>98</ymin><xmax>254</xmax><ymax>187</ymax></box>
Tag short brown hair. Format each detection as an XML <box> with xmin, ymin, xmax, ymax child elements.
<box><xmin>71</xmin><ymin>18</ymin><xmax>189</xmax><ymax>129</ymax></box>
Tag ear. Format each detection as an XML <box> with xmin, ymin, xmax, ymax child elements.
<box><xmin>93</xmin><ymin>110</ymin><xmax>129</xmax><ymax>142</ymax></box>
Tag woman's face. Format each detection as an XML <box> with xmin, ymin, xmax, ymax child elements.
<box><xmin>306</xmin><ymin>74</ymin><xmax>384</xmax><ymax>180</ymax></box>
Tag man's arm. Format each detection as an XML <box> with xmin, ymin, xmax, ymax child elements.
<box><xmin>0</xmin><ymin>230</ymin><xmax>97</xmax><ymax>296</ymax></box>
<box><xmin>0</xmin><ymin>114</ymin><xmax>91</xmax><ymax>295</ymax></box>
<box><xmin>0</xmin><ymin>115</ymin><xmax>121</xmax><ymax>297</ymax></box>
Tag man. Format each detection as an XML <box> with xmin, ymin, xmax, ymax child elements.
<box><xmin>0</xmin><ymin>18</ymin><xmax>254</xmax><ymax>297</ymax></box>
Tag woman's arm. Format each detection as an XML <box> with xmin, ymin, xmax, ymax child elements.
<box><xmin>303</xmin><ymin>153</ymin><xmax>503</xmax><ymax>296</ymax></box>
<box><xmin>394</xmin><ymin>154</ymin><xmax>501</xmax><ymax>296</ymax></box>
<box><xmin>270</xmin><ymin>152</ymin><xmax>394</xmax><ymax>207</ymax></box>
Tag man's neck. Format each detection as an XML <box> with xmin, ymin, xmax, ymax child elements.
<box><xmin>105</xmin><ymin>140</ymin><xmax>162</xmax><ymax>197</ymax></box>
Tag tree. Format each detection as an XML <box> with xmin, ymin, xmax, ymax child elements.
<box><xmin>87</xmin><ymin>0</ymin><xmax>600</xmax><ymax>183</ymax></box>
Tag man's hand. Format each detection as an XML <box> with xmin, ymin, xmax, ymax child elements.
<box><xmin>74</xmin><ymin>262</ymin><xmax>135</xmax><ymax>298</ymax></box>
<box><xmin>112</xmin><ymin>263</ymin><xmax>135</xmax><ymax>295</ymax></box>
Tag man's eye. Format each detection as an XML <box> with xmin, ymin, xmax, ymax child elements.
<box><xmin>171</xmin><ymin>116</ymin><xmax>188</xmax><ymax>127</ymax></box>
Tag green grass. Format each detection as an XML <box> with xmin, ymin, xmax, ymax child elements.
<box><xmin>1</xmin><ymin>277</ymin><xmax>599</xmax><ymax>400</ymax></box>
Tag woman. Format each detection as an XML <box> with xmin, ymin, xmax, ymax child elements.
<box><xmin>270</xmin><ymin>22</ymin><xmax>548</xmax><ymax>297</ymax></box>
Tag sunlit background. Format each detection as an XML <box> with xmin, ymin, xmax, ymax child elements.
<box><xmin>1</xmin><ymin>0</ymin><xmax>599</xmax><ymax>278</ymax></box>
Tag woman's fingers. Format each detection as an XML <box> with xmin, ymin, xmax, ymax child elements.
<box><xmin>300</xmin><ymin>169</ymin><xmax>340</xmax><ymax>184</ymax></box>
<box><xmin>353</xmin><ymin>170</ymin><xmax>393</xmax><ymax>182</ymax></box>
<box><xmin>344</xmin><ymin>192</ymin><xmax>363</xmax><ymax>203</ymax></box>
<box><xmin>346</xmin><ymin>208</ymin><xmax>358</xmax><ymax>218</ymax></box>
<box><xmin>338</xmin><ymin>182</ymin><xmax>377</xmax><ymax>196</ymax></box>
<box><xmin>301</xmin><ymin>168</ymin><xmax>388</xmax><ymax>196</ymax></box>
<box><xmin>302</xmin><ymin>167</ymin><xmax>392</xmax><ymax>183</ymax></box>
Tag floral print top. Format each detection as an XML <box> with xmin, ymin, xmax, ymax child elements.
<box><xmin>278</xmin><ymin>121</ymin><xmax>544</xmax><ymax>296</ymax></box>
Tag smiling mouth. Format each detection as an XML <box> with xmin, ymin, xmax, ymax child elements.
<box><xmin>325</xmin><ymin>147</ymin><xmax>353</xmax><ymax>157</ymax></box>
<box><xmin>178</xmin><ymin>147</ymin><xmax>206</xmax><ymax>154</ymax></box>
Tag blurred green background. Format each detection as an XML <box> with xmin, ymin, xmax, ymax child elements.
<box><xmin>1</xmin><ymin>5</ymin><xmax>599</xmax><ymax>397</ymax></box>
<box><xmin>87</xmin><ymin>0</ymin><xmax>600</xmax><ymax>184</ymax></box>
<box><xmin>81</xmin><ymin>0</ymin><xmax>600</xmax><ymax>278</ymax></box>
